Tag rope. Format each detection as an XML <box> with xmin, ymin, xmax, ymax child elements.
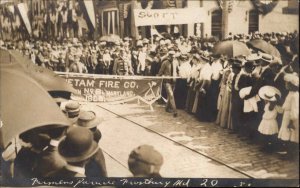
<box><xmin>55</xmin><ymin>71</ymin><xmax>185</xmax><ymax>80</ymax></box>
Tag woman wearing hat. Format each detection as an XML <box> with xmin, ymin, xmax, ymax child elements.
<box><xmin>185</xmin><ymin>53</ymin><xmax>202</xmax><ymax>113</ymax></box>
<box><xmin>278</xmin><ymin>74</ymin><xmax>299</xmax><ymax>159</ymax></box>
<box><xmin>257</xmin><ymin>86</ymin><xmax>282</xmax><ymax>151</ymax></box>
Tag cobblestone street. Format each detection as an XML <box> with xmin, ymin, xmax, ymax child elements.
<box><xmin>93</xmin><ymin>102</ymin><xmax>299</xmax><ymax>179</ymax></box>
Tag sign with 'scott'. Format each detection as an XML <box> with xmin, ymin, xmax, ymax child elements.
<box><xmin>59</xmin><ymin>74</ymin><xmax>163</xmax><ymax>104</ymax></box>
<box><xmin>134</xmin><ymin>8</ymin><xmax>207</xmax><ymax>26</ymax></box>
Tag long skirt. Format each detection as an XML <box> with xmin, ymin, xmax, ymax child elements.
<box><xmin>174</xmin><ymin>79</ymin><xmax>188</xmax><ymax>109</ymax></box>
<box><xmin>196</xmin><ymin>87</ymin><xmax>214</xmax><ymax>122</ymax></box>
<box><xmin>186</xmin><ymin>85</ymin><xmax>196</xmax><ymax>113</ymax></box>
<box><xmin>216</xmin><ymin>88</ymin><xmax>231</xmax><ymax>128</ymax></box>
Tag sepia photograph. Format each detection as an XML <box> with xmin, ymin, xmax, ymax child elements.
<box><xmin>0</xmin><ymin>0</ymin><xmax>299</xmax><ymax>187</ymax></box>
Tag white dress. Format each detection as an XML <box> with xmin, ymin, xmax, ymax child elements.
<box><xmin>258</xmin><ymin>103</ymin><xmax>280</xmax><ymax>135</ymax></box>
<box><xmin>278</xmin><ymin>91</ymin><xmax>299</xmax><ymax>143</ymax></box>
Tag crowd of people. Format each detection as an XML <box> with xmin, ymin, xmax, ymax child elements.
<box><xmin>0</xmin><ymin>30</ymin><xmax>299</xmax><ymax>178</ymax></box>
<box><xmin>1</xmin><ymin>99</ymin><xmax>164</xmax><ymax>178</ymax></box>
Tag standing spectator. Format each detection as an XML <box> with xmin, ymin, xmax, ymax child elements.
<box><xmin>174</xmin><ymin>52</ymin><xmax>191</xmax><ymax>109</ymax></box>
<box><xmin>278</xmin><ymin>74</ymin><xmax>299</xmax><ymax>160</ymax></box>
<box><xmin>257</xmin><ymin>86</ymin><xmax>282</xmax><ymax>152</ymax></box>
<box><xmin>158</xmin><ymin>49</ymin><xmax>178</xmax><ymax>117</ymax></box>
<box><xmin>49</xmin><ymin>127</ymin><xmax>99</xmax><ymax>177</ymax></box>
<box><xmin>113</xmin><ymin>49</ymin><xmax>129</xmax><ymax>75</ymax></box>
<box><xmin>69</xmin><ymin>54</ymin><xmax>87</xmax><ymax>73</ymax></box>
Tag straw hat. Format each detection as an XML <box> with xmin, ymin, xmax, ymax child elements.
<box><xmin>284</xmin><ymin>73</ymin><xmax>299</xmax><ymax>87</ymax></box>
<box><xmin>239</xmin><ymin>86</ymin><xmax>252</xmax><ymax>99</ymax></box>
<box><xmin>76</xmin><ymin>111</ymin><xmax>101</xmax><ymax>129</ymax></box>
<box><xmin>259</xmin><ymin>86</ymin><xmax>281</xmax><ymax>101</ymax></box>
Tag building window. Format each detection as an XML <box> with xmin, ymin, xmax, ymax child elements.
<box><xmin>101</xmin><ymin>8</ymin><xmax>119</xmax><ymax>35</ymax></box>
<box><xmin>282</xmin><ymin>0</ymin><xmax>298</xmax><ymax>14</ymax></box>
<box><xmin>211</xmin><ymin>9</ymin><xmax>222</xmax><ymax>40</ymax></box>
<box><xmin>248</xmin><ymin>9</ymin><xmax>259</xmax><ymax>34</ymax></box>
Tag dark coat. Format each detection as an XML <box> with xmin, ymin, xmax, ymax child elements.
<box><xmin>47</xmin><ymin>166</ymin><xmax>85</xmax><ymax>177</ymax></box>
<box><xmin>85</xmin><ymin>148</ymin><xmax>107</xmax><ymax>177</ymax></box>
<box><xmin>32</xmin><ymin>146</ymin><xmax>66</xmax><ymax>177</ymax></box>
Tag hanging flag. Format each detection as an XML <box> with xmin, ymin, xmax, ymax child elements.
<box><xmin>83</xmin><ymin>0</ymin><xmax>95</xmax><ymax>28</ymax></box>
<box><xmin>17</xmin><ymin>3</ymin><xmax>32</xmax><ymax>35</ymax></box>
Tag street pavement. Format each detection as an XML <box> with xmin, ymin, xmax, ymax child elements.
<box><xmin>81</xmin><ymin>103</ymin><xmax>247</xmax><ymax>178</ymax></box>
<box><xmin>81</xmin><ymin>102</ymin><xmax>298</xmax><ymax>179</ymax></box>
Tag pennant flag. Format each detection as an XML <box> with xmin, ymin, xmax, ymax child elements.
<box><xmin>83</xmin><ymin>0</ymin><xmax>95</xmax><ymax>28</ymax></box>
<box><xmin>17</xmin><ymin>3</ymin><xmax>32</xmax><ymax>35</ymax></box>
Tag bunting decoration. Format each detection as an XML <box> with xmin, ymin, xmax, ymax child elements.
<box><xmin>251</xmin><ymin>0</ymin><xmax>279</xmax><ymax>15</ymax></box>
<box><xmin>17</xmin><ymin>3</ymin><xmax>32</xmax><ymax>35</ymax></box>
<box><xmin>218</xmin><ymin>0</ymin><xmax>234</xmax><ymax>13</ymax></box>
<box><xmin>83</xmin><ymin>0</ymin><xmax>95</xmax><ymax>29</ymax></box>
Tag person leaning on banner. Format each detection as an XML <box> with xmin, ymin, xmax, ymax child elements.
<box><xmin>48</xmin><ymin>127</ymin><xmax>99</xmax><ymax>177</ymax></box>
<box><xmin>128</xmin><ymin>145</ymin><xmax>163</xmax><ymax>177</ymax></box>
<box><xmin>75</xmin><ymin>111</ymin><xmax>107</xmax><ymax>177</ymax></box>
<box><xmin>157</xmin><ymin>49</ymin><xmax>178</xmax><ymax>118</ymax></box>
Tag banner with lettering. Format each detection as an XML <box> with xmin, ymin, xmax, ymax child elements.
<box><xmin>59</xmin><ymin>73</ymin><xmax>163</xmax><ymax>104</ymax></box>
<box><xmin>133</xmin><ymin>8</ymin><xmax>207</xmax><ymax>26</ymax></box>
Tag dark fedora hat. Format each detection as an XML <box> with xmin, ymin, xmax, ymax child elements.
<box><xmin>76</xmin><ymin>111</ymin><xmax>101</xmax><ymax>129</ymax></box>
<box><xmin>58</xmin><ymin>127</ymin><xmax>98</xmax><ymax>163</ymax></box>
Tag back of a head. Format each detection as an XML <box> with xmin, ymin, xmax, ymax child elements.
<box><xmin>128</xmin><ymin>145</ymin><xmax>163</xmax><ymax>177</ymax></box>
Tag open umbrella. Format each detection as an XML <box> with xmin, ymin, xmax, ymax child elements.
<box><xmin>99</xmin><ymin>34</ymin><xmax>121</xmax><ymax>43</ymax></box>
<box><xmin>247</xmin><ymin>39</ymin><xmax>281</xmax><ymax>58</ymax></box>
<box><xmin>0</xmin><ymin>68</ymin><xmax>71</xmax><ymax>148</ymax></box>
<box><xmin>212</xmin><ymin>41</ymin><xmax>251</xmax><ymax>58</ymax></box>
<box><xmin>1</xmin><ymin>49</ymin><xmax>77</xmax><ymax>94</ymax></box>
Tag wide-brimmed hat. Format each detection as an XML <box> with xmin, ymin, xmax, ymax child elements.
<box><xmin>284</xmin><ymin>73</ymin><xmax>299</xmax><ymax>87</ymax></box>
<box><xmin>128</xmin><ymin>145</ymin><xmax>163</xmax><ymax>174</ymax></box>
<box><xmin>76</xmin><ymin>111</ymin><xmax>101</xmax><ymax>129</ymax></box>
<box><xmin>259</xmin><ymin>86</ymin><xmax>281</xmax><ymax>101</ymax></box>
<box><xmin>239</xmin><ymin>86</ymin><xmax>252</xmax><ymax>99</ymax></box>
<box><xmin>58</xmin><ymin>127</ymin><xmax>98</xmax><ymax>163</ymax></box>
<box><xmin>261</xmin><ymin>53</ymin><xmax>273</xmax><ymax>64</ymax></box>
<box><xmin>142</xmin><ymin>38</ymin><xmax>149</xmax><ymax>44</ymax></box>
<box><xmin>246</xmin><ymin>53</ymin><xmax>261</xmax><ymax>61</ymax></box>
<box><xmin>193</xmin><ymin>53</ymin><xmax>201</xmax><ymax>61</ymax></box>
<box><xmin>136</xmin><ymin>40</ymin><xmax>143</xmax><ymax>47</ymax></box>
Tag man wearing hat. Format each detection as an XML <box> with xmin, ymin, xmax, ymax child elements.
<box><xmin>75</xmin><ymin>111</ymin><xmax>107</xmax><ymax>177</ymax></box>
<box><xmin>158</xmin><ymin>48</ymin><xmax>178</xmax><ymax>117</ymax></box>
<box><xmin>69</xmin><ymin>54</ymin><xmax>88</xmax><ymax>73</ymax></box>
<box><xmin>62</xmin><ymin>101</ymin><xmax>81</xmax><ymax>124</ymax></box>
<box><xmin>128</xmin><ymin>145</ymin><xmax>163</xmax><ymax>177</ymax></box>
<box><xmin>113</xmin><ymin>48</ymin><xmax>130</xmax><ymax>75</ymax></box>
<box><xmin>31</xmin><ymin>127</ymin><xmax>67</xmax><ymax>177</ymax></box>
<box><xmin>48</xmin><ymin>127</ymin><xmax>99</xmax><ymax>177</ymax></box>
